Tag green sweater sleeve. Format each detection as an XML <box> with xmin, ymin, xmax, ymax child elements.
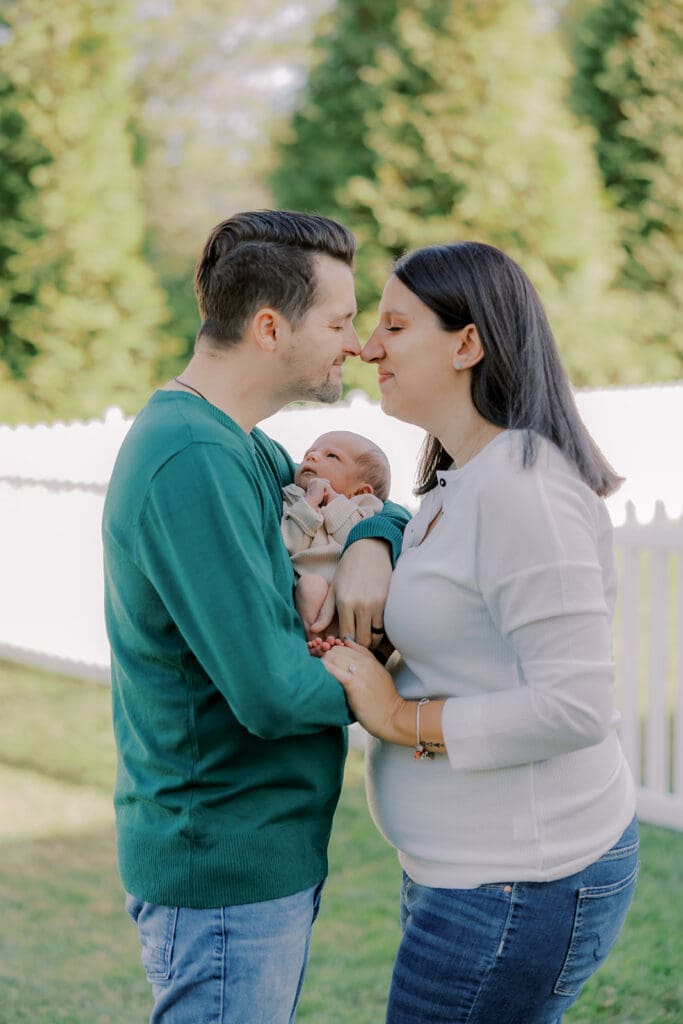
<box><xmin>346</xmin><ymin>498</ymin><xmax>410</xmax><ymax>565</ymax></box>
<box><xmin>135</xmin><ymin>443</ymin><xmax>352</xmax><ymax>739</ymax></box>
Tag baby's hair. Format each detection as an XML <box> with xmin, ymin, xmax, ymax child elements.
<box><xmin>356</xmin><ymin>443</ymin><xmax>391</xmax><ymax>502</ymax></box>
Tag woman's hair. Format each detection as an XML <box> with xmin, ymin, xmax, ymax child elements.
<box><xmin>393</xmin><ymin>242</ymin><xmax>622</xmax><ymax>497</ymax></box>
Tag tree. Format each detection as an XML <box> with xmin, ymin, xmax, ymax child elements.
<box><xmin>0</xmin><ymin>0</ymin><xmax>172</xmax><ymax>423</ymax></box>
<box><xmin>565</xmin><ymin>0</ymin><xmax>683</xmax><ymax>375</ymax></box>
<box><xmin>0</xmin><ymin>67</ymin><xmax>50</xmax><ymax>387</ymax></box>
<box><xmin>270</xmin><ymin>0</ymin><xmax>403</xmax><ymax>393</ymax></box>
<box><xmin>273</xmin><ymin>0</ymin><xmax>668</xmax><ymax>389</ymax></box>
<box><xmin>270</xmin><ymin>0</ymin><xmax>400</xmax><ymax>292</ymax></box>
<box><xmin>132</xmin><ymin>0</ymin><xmax>331</xmax><ymax>364</ymax></box>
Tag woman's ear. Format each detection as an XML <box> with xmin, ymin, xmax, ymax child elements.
<box><xmin>453</xmin><ymin>324</ymin><xmax>484</xmax><ymax>370</ymax></box>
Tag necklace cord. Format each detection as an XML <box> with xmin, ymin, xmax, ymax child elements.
<box><xmin>173</xmin><ymin>377</ymin><xmax>207</xmax><ymax>401</ymax></box>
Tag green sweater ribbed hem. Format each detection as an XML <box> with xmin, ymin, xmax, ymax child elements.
<box><xmin>118</xmin><ymin>821</ymin><xmax>330</xmax><ymax>909</ymax></box>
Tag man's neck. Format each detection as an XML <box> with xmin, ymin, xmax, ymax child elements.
<box><xmin>168</xmin><ymin>351</ymin><xmax>281</xmax><ymax>433</ymax></box>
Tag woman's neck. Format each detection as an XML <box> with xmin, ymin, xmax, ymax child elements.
<box><xmin>439</xmin><ymin>415</ymin><xmax>504</xmax><ymax>470</ymax></box>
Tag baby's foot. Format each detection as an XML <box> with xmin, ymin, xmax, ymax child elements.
<box><xmin>307</xmin><ymin>635</ymin><xmax>345</xmax><ymax>657</ymax></box>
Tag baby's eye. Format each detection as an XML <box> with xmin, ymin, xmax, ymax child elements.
<box><xmin>326</xmin><ymin>452</ymin><xmax>340</xmax><ymax>460</ymax></box>
<box><xmin>385</xmin><ymin>325</ymin><xmax>402</xmax><ymax>332</ymax></box>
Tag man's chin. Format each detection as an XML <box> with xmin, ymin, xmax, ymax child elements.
<box><xmin>309</xmin><ymin>380</ymin><xmax>343</xmax><ymax>404</ymax></box>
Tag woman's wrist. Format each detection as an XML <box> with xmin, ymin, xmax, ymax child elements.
<box><xmin>388</xmin><ymin>697</ymin><xmax>446</xmax><ymax>752</ymax></box>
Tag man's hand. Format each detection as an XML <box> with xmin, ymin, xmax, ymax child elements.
<box><xmin>329</xmin><ymin>538</ymin><xmax>392</xmax><ymax>649</ymax></box>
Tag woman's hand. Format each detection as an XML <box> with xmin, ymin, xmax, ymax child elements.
<box><xmin>323</xmin><ymin>640</ymin><xmax>411</xmax><ymax>744</ymax></box>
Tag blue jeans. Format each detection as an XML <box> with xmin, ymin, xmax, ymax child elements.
<box><xmin>126</xmin><ymin>882</ymin><xmax>323</xmax><ymax>1024</ymax></box>
<box><xmin>387</xmin><ymin>817</ymin><xmax>639</xmax><ymax>1024</ymax></box>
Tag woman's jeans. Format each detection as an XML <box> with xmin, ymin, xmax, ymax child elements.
<box><xmin>387</xmin><ymin>817</ymin><xmax>639</xmax><ymax>1024</ymax></box>
<box><xmin>126</xmin><ymin>882</ymin><xmax>323</xmax><ymax>1024</ymax></box>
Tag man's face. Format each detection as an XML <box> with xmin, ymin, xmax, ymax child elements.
<box><xmin>283</xmin><ymin>255</ymin><xmax>360</xmax><ymax>404</ymax></box>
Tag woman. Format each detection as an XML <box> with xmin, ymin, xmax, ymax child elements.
<box><xmin>323</xmin><ymin>242</ymin><xmax>638</xmax><ymax>1024</ymax></box>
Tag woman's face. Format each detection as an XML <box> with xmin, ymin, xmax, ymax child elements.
<box><xmin>361</xmin><ymin>275</ymin><xmax>460</xmax><ymax>429</ymax></box>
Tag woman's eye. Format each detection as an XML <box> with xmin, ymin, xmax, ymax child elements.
<box><xmin>385</xmin><ymin>326</ymin><xmax>402</xmax><ymax>333</ymax></box>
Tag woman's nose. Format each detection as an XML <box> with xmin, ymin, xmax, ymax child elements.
<box><xmin>361</xmin><ymin>328</ymin><xmax>383</xmax><ymax>363</ymax></box>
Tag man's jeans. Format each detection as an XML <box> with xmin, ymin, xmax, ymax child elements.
<box><xmin>387</xmin><ymin>816</ymin><xmax>639</xmax><ymax>1024</ymax></box>
<box><xmin>126</xmin><ymin>882</ymin><xmax>323</xmax><ymax>1024</ymax></box>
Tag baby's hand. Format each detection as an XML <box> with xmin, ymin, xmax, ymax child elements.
<box><xmin>308</xmin><ymin>636</ymin><xmax>346</xmax><ymax>658</ymax></box>
<box><xmin>305</xmin><ymin>478</ymin><xmax>338</xmax><ymax>508</ymax></box>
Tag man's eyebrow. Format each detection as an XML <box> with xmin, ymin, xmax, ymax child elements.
<box><xmin>329</xmin><ymin>308</ymin><xmax>358</xmax><ymax>321</ymax></box>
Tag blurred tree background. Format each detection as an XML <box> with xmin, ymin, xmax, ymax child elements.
<box><xmin>0</xmin><ymin>0</ymin><xmax>681</xmax><ymax>422</ymax></box>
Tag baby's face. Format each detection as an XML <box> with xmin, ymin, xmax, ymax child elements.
<box><xmin>295</xmin><ymin>431</ymin><xmax>372</xmax><ymax>498</ymax></box>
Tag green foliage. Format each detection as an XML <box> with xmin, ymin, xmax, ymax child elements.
<box><xmin>272</xmin><ymin>0</ymin><xmax>678</xmax><ymax>387</ymax></box>
<box><xmin>270</xmin><ymin>0</ymin><xmax>401</xmax><ymax>304</ymax></box>
<box><xmin>270</xmin><ymin>0</ymin><xmax>404</xmax><ymax>397</ymax></box>
<box><xmin>566</xmin><ymin>0</ymin><xmax>683</xmax><ymax>374</ymax></box>
<box><xmin>0</xmin><ymin>70</ymin><xmax>50</xmax><ymax>380</ymax></box>
<box><xmin>0</xmin><ymin>0</ymin><xmax>174</xmax><ymax>423</ymax></box>
<box><xmin>132</xmin><ymin>0</ymin><xmax>331</xmax><ymax>364</ymax></box>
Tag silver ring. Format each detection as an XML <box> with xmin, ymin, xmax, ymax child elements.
<box><xmin>347</xmin><ymin>663</ymin><xmax>357</xmax><ymax>674</ymax></box>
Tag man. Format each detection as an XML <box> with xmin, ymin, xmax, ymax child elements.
<box><xmin>102</xmin><ymin>210</ymin><xmax>408</xmax><ymax>1023</ymax></box>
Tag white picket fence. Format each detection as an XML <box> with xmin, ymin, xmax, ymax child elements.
<box><xmin>1</xmin><ymin>386</ymin><xmax>682</xmax><ymax>829</ymax></box>
<box><xmin>614</xmin><ymin>502</ymin><xmax>683</xmax><ymax>830</ymax></box>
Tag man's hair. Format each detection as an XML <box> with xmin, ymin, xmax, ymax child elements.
<box><xmin>356</xmin><ymin>443</ymin><xmax>391</xmax><ymax>502</ymax></box>
<box><xmin>193</xmin><ymin>210</ymin><xmax>356</xmax><ymax>347</ymax></box>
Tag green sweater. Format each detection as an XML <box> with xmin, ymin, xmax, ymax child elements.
<box><xmin>102</xmin><ymin>391</ymin><xmax>408</xmax><ymax>908</ymax></box>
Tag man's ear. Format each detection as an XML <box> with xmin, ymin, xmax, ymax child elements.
<box><xmin>252</xmin><ymin>308</ymin><xmax>284</xmax><ymax>353</ymax></box>
<box><xmin>453</xmin><ymin>323</ymin><xmax>484</xmax><ymax>371</ymax></box>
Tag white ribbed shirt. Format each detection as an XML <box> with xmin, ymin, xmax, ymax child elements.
<box><xmin>366</xmin><ymin>430</ymin><xmax>636</xmax><ymax>888</ymax></box>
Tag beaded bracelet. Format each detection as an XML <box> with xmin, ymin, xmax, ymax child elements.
<box><xmin>414</xmin><ymin>697</ymin><xmax>433</xmax><ymax>760</ymax></box>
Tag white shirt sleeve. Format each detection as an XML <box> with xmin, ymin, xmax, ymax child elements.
<box><xmin>442</xmin><ymin>449</ymin><xmax>619</xmax><ymax>771</ymax></box>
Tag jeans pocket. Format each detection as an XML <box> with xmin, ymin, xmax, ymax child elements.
<box><xmin>128</xmin><ymin>899</ymin><xmax>178</xmax><ymax>984</ymax></box>
<box><xmin>553</xmin><ymin>861</ymin><xmax>639</xmax><ymax>997</ymax></box>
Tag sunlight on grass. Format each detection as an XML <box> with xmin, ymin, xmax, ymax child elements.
<box><xmin>0</xmin><ymin>763</ymin><xmax>113</xmax><ymax>841</ymax></box>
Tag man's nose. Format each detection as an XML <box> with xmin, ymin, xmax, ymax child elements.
<box><xmin>343</xmin><ymin>324</ymin><xmax>361</xmax><ymax>357</ymax></box>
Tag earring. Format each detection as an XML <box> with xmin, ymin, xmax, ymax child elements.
<box><xmin>455</xmin><ymin>360</ymin><xmax>463</xmax><ymax>370</ymax></box>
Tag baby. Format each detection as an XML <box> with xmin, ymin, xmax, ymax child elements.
<box><xmin>281</xmin><ymin>430</ymin><xmax>391</xmax><ymax>648</ymax></box>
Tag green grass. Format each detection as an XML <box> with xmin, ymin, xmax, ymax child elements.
<box><xmin>1</xmin><ymin>659</ymin><xmax>681</xmax><ymax>1024</ymax></box>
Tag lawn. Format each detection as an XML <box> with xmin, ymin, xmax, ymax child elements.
<box><xmin>0</xmin><ymin>659</ymin><xmax>681</xmax><ymax>1024</ymax></box>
